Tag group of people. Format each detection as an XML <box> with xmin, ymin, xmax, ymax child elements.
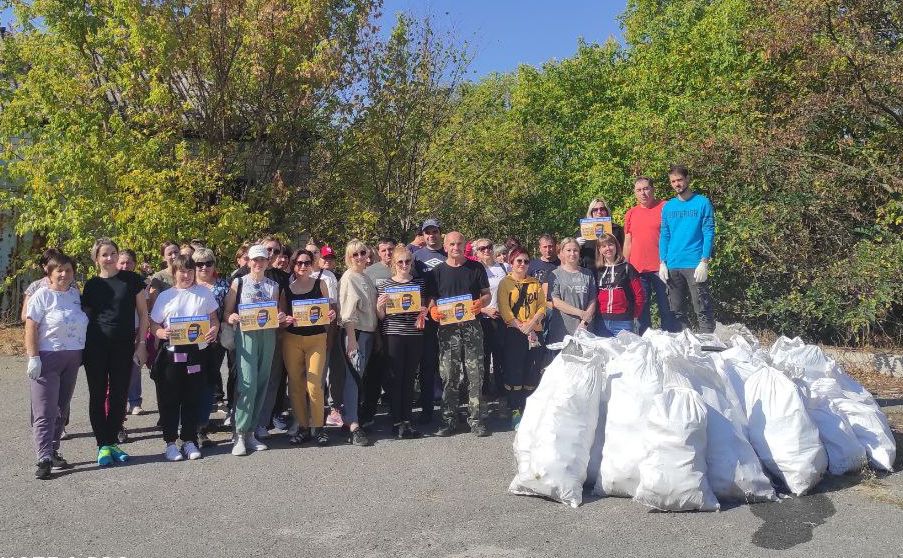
<box><xmin>23</xmin><ymin>164</ymin><xmax>716</xmax><ymax>479</ymax></box>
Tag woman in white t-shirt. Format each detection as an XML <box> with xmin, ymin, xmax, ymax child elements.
<box><xmin>150</xmin><ymin>255</ymin><xmax>219</xmax><ymax>462</ymax></box>
<box><xmin>473</xmin><ymin>238</ymin><xmax>508</xmax><ymax>399</ymax></box>
<box><xmin>24</xmin><ymin>253</ymin><xmax>88</xmax><ymax>480</ymax></box>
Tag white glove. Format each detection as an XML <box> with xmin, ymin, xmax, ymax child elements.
<box><xmin>658</xmin><ymin>262</ymin><xmax>669</xmax><ymax>282</ymax></box>
<box><xmin>576</xmin><ymin>236</ymin><xmax>586</xmax><ymax>246</ymax></box>
<box><xmin>694</xmin><ymin>260</ymin><xmax>709</xmax><ymax>283</ymax></box>
<box><xmin>27</xmin><ymin>356</ymin><xmax>41</xmax><ymax>380</ymax></box>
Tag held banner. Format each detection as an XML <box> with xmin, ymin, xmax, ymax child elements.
<box><xmin>169</xmin><ymin>315</ymin><xmax>210</xmax><ymax>346</ymax></box>
<box><xmin>385</xmin><ymin>285</ymin><xmax>421</xmax><ymax>315</ymax></box>
<box><xmin>579</xmin><ymin>217</ymin><xmax>613</xmax><ymax>240</ymax></box>
<box><xmin>437</xmin><ymin>294</ymin><xmax>475</xmax><ymax>325</ymax></box>
<box><xmin>238</xmin><ymin>301</ymin><xmax>279</xmax><ymax>331</ymax></box>
<box><xmin>292</xmin><ymin>298</ymin><xmax>330</xmax><ymax>327</ymax></box>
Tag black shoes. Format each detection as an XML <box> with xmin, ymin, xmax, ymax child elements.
<box><xmin>470</xmin><ymin>423</ymin><xmax>489</xmax><ymax>437</ymax></box>
<box><xmin>349</xmin><ymin>428</ymin><xmax>371</xmax><ymax>446</ymax></box>
<box><xmin>393</xmin><ymin>422</ymin><xmax>423</xmax><ymax>440</ymax></box>
<box><xmin>35</xmin><ymin>459</ymin><xmax>52</xmax><ymax>480</ymax></box>
<box><xmin>314</xmin><ymin>428</ymin><xmax>329</xmax><ymax>446</ymax></box>
<box><xmin>435</xmin><ymin>422</ymin><xmax>458</xmax><ymax>437</ymax></box>
<box><xmin>50</xmin><ymin>451</ymin><xmax>72</xmax><ymax>470</ymax></box>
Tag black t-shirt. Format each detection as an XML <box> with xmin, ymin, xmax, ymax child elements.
<box><xmin>82</xmin><ymin>270</ymin><xmax>146</xmax><ymax>340</ymax></box>
<box><xmin>286</xmin><ymin>277</ymin><xmax>327</xmax><ymax>337</ymax></box>
<box><xmin>527</xmin><ymin>258</ymin><xmax>560</xmax><ymax>285</ymax></box>
<box><xmin>426</xmin><ymin>259</ymin><xmax>490</xmax><ymax>302</ymax></box>
<box><xmin>413</xmin><ymin>247</ymin><xmax>447</xmax><ymax>279</ymax></box>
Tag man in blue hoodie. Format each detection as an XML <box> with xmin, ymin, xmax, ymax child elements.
<box><xmin>658</xmin><ymin>165</ymin><xmax>716</xmax><ymax>333</ymax></box>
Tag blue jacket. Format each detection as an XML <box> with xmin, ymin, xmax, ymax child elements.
<box><xmin>659</xmin><ymin>192</ymin><xmax>715</xmax><ymax>269</ymax></box>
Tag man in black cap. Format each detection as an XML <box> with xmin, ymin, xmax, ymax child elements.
<box><xmin>413</xmin><ymin>218</ymin><xmax>446</xmax><ymax>423</ymax></box>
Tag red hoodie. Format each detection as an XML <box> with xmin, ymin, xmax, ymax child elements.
<box><xmin>596</xmin><ymin>261</ymin><xmax>645</xmax><ymax>320</ymax></box>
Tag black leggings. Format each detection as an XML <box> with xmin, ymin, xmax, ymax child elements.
<box><xmin>385</xmin><ymin>334</ymin><xmax>424</xmax><ymax>423</ymax></box>
<box><xmin>156</xmin><ymin>349</ymin><xmax>205</xmax><ymax>444</ymax></box>
<box><xmin>83</xmin><ymin>334</ymin><xmax>133</xmax><ymax>447</ymax></box>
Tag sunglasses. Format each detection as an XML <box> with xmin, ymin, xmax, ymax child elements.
<box><xmin>396</xmin><ymin>259</ymin><xmax>412</xmax><ymax>265</ymax></box>
<box><xmin>351</xmin><ymin>250</ymin><xmax>368</xmax><ymax>258</ymax></box>
<box><xmin>475</xmin><ymin>245</ymin><xmax>491</xmax><ymax>252</ymax></box>
<box><xmin>195</xmin><ymin>261</ymin><xmax>214</xmax><ymax>268</ymax></box>
<box><xmin>423</xmin><ymin>228</ymin><xmax>439</xmax><ymax>235</ymax></box>
<box><xmin>295</xmin><ymin>260</ymin><xmax>312</xmax><ymax>267</ymax></box>
<box><xmin>513</xmin><ymin>258</ymin><xmax>530</xmax><ymax>265</ymax></box>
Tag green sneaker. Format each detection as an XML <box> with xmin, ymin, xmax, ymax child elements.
<box><xmin>97</xmin><ymin>446</ymin><xmax>113</xmax><ymax>467</ymax></box>
<box><xmin>108</xmin><ymin>445</ymin><xmax>129</xmax><ymax>463</ymax></box>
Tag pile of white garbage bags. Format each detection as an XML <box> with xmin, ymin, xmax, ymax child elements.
<box><xmin>509</xmin><ymin>325</ymin><xmax>897</xmax><ymax>511</ymax></box>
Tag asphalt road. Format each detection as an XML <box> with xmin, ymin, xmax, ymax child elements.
<box><xmin>2</xmin><ymin>355</ymin><xmax>902</xmax><ymax>558</ymax></box>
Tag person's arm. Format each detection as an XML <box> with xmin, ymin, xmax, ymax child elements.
<box><xmin>224</xmin><ymin>280</ymin><xmax>240</xmax><ymax>325</ymax></box>
<box><xmin>20</xmin><ymin>293</ymin><xmax>31</xmax><ymax>323</ymax></box>
<box><xmin>322</xmin><ymin>281</ymin><xmax>337</xmax><ymax>322</ymax></box>
<box><xmin>376</xmin><ymin>287</ymin><xmax>388</xmax><ymax>320</ymax></box>
<box><xmin>151</xmin><ymin>318</ymin><xmax>169</xmax><ymax>341</ymax></box>
<box><xmin>658</xmin><ymin>207</ymin><xmax>671</xmax><ymax>265</ymax></box>
<box><xmin>701</xmin><ymin>199</ymin><xmax>715</xmax><ymax>262</ymax></box>
<box><xmin>525</xmin><ymin>284</ymin><xmax>547</xmax><ymax>332</ymax></box>
<box><xmin>204</xmin><ymin>309</ymin><xmax>220</xmax><ymax>343</ymax></box>
<box><xmin>623</xmin><ymin>232</ymin><xmax>633</xmax><ymax>261</ymax></box>
<box><xmin>277</xmin><ymin>291</ymin><xmax>290</xmax><ymax>327</ymax></box>
<box><xmin>134</xmin><ymin>290</ymin><xmax>149</xmax><ymax>366</ymax></box>
<box><xmin>24</xmin><ymin>317</ymin><xmax>39</xmax><ymax>357</ymax></box>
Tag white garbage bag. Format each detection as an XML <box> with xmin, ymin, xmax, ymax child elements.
<box><xmin>595</xmin><ymin>341</ymin><xmax>663</xmax><ymax>497</ymax></box>
<box><xmin>803</xmin><ymin>378</ymin><xmax>867</xmax><ymax>475</ymax></box>
<box><xmin>745</xmin><ymin>365</ymin><xmax>828</xmax><ymax>495</ymax></box>
<box><xmin>771</xmin><ymin>338</ymin><xmax>895</xmax><ymax>472</ymax></box>
<box><xmin>668</xmin><ymin>354</ymin><xmax>776</xmax><ymax>503</ymax></box>
<box><xmin>634</xmin><ymin>372</ymin><xmax>720</xmax><ymax>512</ymax></box>
<box><xmin>509</xmin><ymin>340</ymin><xmax>608</xmax><ymax>507</ymax></box>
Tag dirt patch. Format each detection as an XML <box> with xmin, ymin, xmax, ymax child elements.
<box><xmin>0</xmin><ymin>325</ymin><xmax>24</xmax><ymax>356</ymax></box>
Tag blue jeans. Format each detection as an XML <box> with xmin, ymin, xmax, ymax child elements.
<box><xmin>638</xmin><ymin>271</ymin><xmax>678</xmax><ymax>334</ymax></box>
<box><xmin>127</xmin><ymin>361</ymin><xmax>142</xmax><ymax>407</ymax></box>
<box><xmin>341</xmin><ymin>330</ymin><xmax>374</xmax><ymax>425</ymax></box>
<box><xmin>596</xmin><ymin>319</ymin><xmax>635</xmax><ymax>337</ymax></box>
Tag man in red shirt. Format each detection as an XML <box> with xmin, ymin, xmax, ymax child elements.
<box><xmin>623</xmin><ymin>176</ymin><xmax>677</xmax><ymax>333</ymax></box>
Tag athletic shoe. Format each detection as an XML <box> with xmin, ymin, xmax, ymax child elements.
<box><xmin>272</xmin><ymin>414</ymin><xmax>289</xmax><ymax>431</ymax></box>
<box><xmin>325</xmin><ymin>408</ymin><xmax>344</xmax><ymax>427</ymax></box>
<box><xmin>164</xmin><ymin>443</ymin><xmax>183</xmax><ymax>461</ymax></box>
<box><xmin>197</xmin><ymin>432</ymin><xmax>214</xmax><ymax>448</ymax></box>
<box><xmin>349</xmin><ymin>429</ymin><xmax>370</xmax><ymax>446</ymax></box>
<box><xmin>471</xmin><ymin>423</ymin><xmax>489</xmax><ymax>437</ymax></box>
<box><xmin>108</xmin><ymin>444</ymin><xmax>129</xmax><ymax>463</ymax></box>
<box><xmin>399</xmin><ymin>423</ymin><xmax>423</xmax><ymax>440</ymax></box>
<box><xmin>50</xmin><ymin>451</ymin><xmax>72</xmax><ymax>470</ymax></box>
<box><xmin>182</xmin><ymin>442</ymin><xmax>201</xmax><ymax>460</ymax></box>
<box><xmin>97</xmin><ymin>446</ymin><xmax>113</xmax><ymax>467</ymax></box>
<box><xmin>254</xmin><ymin>426</ymin><xmax>271</xmax><ymax>440</ymax></box>
<box><xmin>511</xmin><ymin>410</ymin><xmax>522</xmax><ymax>431</ymax></box>
<box><xmin>246</xmin><ymin>433</ymin><xmax>268</xmax><ymax>451</ymax></box>
<box><xmin>35</xmin><ymin>459</ymin><xmax>52</xmax><ymax>480</ymax></box>
<box><xmin>314</xmin><ymin>428</ymin><xmax>329</xmax><ymax>446</ymax></box>
<box><xmin>117</xmin><ymin>428</ymin><xmax>128</xmax><ymax>444</ymax></box>
<box><xmin>231</xmin><ymin>434</ymin><xmax>248</xmax><ymax>456</ymax></box>
<box><xmin>129</xmin><ymin>405</ymin><xmax>144</xmax><ymax>416</ymax></box>
<box><xmin>434</xmin><ymin>422</ymin><xmax>457</xmax><ymax>437</ymax></box>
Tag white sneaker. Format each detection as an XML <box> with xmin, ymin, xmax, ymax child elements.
<box><xmin>165</xmin><ymin>443</ymin><xmax>184</xmax><ymax>461</ymax></box>
<box><xmin>182</xmin><ymin>441</ymin><xmax>201</xmax><ymax>460</ymax></box>
<box><xmin>255</xmin><ymin>426</ymin><xmax>271</xmax><ymax>439</ymax></box>
<box><xmin>231</xmin><ymin>434</ymin><xmax>248</xmax><ymax>456</ymax></box>
<box><xmin>246</xmin><ymin>433</ymin><xmax>268</xmax><ymax>451</ymax></box>
<box><xmin>130</xmin><ymin>405</ymin><xmax>144</xmax><ymax>416</ymax></box>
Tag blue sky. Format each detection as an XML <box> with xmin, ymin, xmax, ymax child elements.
<box><xmin>1</xmin><ymin>1</ymin><xmax>627</xmax><ymax>79</ymax></box>
<box><xmin>378</xmin><ymin>0</ymin><xmax>627</xmax><ymax>78</ymax></box>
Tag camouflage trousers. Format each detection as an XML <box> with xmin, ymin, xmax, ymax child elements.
<box><xmin>438</xmin><ymin>320</ymin><xmax>486</xmax><ymax>427</ymax></box>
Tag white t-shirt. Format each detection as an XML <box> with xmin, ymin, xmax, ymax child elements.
<box><xmin>26</xmin><ymin>287</ymin><xmax>88</xmax><ymax>352</ymax></box>
<box><xmin>150</xmin><ymin>284</ymin><xmax>218</xmax><ymax>350</ymax></box>
<box><xmin>484</xmin><ymin>263</ymin><xmax>508</xmax><ymax>310</ymax></box>
<box><xmin>316</xmin><ymin>269</ymin><xmax>339</xmax><ymax>306</ymax></box>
